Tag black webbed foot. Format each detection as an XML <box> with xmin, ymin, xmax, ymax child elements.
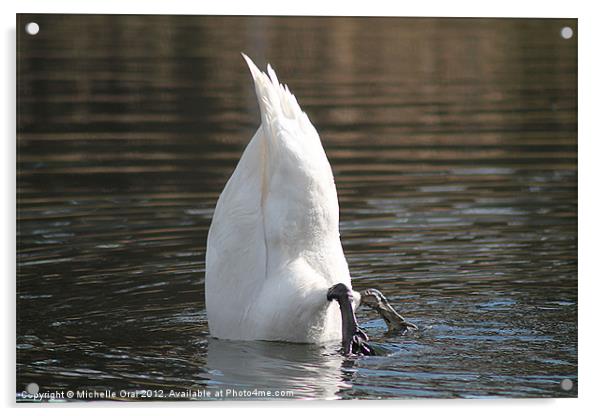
<box><xmin>327</xmin><ymin>283</ymin><xmax>375</xmax><ymax>356</ymax></box>
<box><xmin>360</xmin><ymin>288</ymin><xmax>418</xmax><ymax>334</ymax></box>
<box><xmin>349</xmin><ymin>326</ymin><xmax>375</xmax><ymax>355</ymax></box>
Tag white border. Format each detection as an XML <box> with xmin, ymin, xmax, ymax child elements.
<box><xmin>3</xmin><ymin>1</ymin><xmax>599</xmax><ymax>415</ymax></box>
<box><xmin>3</xmin><ymin>0</ymin><xmax>583</xmax><ymax>17</ymax></box>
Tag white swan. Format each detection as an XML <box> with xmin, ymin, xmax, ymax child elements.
<box><xmin>205</xmin><ymin>54</ymin><xmax>415</xmax><ymax>355</ymax></box>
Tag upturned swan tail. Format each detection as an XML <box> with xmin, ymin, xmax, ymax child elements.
<box><xmin>205</xmin><ymin>55</ymin><xmax>349</xmax><ymax>343</ymax></box>
<box><xmin>241</xmin><ymin>53</ymin><xmax>313</xmax><ymax>138</ymax></box>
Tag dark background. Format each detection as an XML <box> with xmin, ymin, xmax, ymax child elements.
<box><xmin>17</xmin><ymin>15</ymin><xmax>577</xmax><ymax>399</ymax></box>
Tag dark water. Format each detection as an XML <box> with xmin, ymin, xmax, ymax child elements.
<box><xmin>16</xmin><ymin>15</ymin><xmax>577</xmax><ymax>400</ymax></box>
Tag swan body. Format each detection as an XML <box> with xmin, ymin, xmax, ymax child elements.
<box><xmin>205</xmin><ymin>55</ymin><xmax>357</xmax><ymax>343</ymax></box>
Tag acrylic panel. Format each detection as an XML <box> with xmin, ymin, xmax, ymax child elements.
<box><xmin>16</xmin><ymin>14</ymin><xmax>577</xmax><ymax>401</ymax></box>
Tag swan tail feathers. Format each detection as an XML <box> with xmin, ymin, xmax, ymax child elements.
<box><xmin>241</xmin><ymin>53</ymin><xmax>310</xmax><ymax>137</ymax></box>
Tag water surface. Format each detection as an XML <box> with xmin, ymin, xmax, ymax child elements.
<box><xmin>17</xmin><ymin>15</ymin><xmax>577</xmax><ymax>400</ymax></box>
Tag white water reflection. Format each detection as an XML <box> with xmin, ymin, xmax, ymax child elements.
<box><xmin>206</xmin><ymin>339</ymin><xmax>348</xmax><ymax>399</ymax></box>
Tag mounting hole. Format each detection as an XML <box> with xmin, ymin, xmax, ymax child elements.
<box><xmin>25</xmin><ymin>22</ymin><xmax>39</xmax><ymax>36</ymax></box>
<box><xmin>560</xmin><ymin>26</ymin><xmax>573</xmax><ymax>39</ymax></box>
<box><xmin>560</xmin><ymin>378</ymin><xmax>573</xmax><ymax>391</ymax></box>
<box><xmin>26</xmin><ymin>382</ymin><xmax>39</xmax><ymax>395</ymax></box>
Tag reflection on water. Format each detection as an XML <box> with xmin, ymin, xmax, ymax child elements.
<box><xmin>207</xmin><ymin>339</ymin><xmax>347</xmax><ymax>399</ymax></box>
<box><xmin>17</xmin><ymin>15</ymin><xmax>577</xmax><ymax>399</ymax></box>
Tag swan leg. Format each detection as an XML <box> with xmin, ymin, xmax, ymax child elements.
<box><xmin>360</xmin><ymin>289</ymin><xmax>418</xmax><ymax>334</ymax></box>
<box><xmin>327</xmin><ymin>283</ymin><xmax>375</xmax><ymax>356</ymax></box>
